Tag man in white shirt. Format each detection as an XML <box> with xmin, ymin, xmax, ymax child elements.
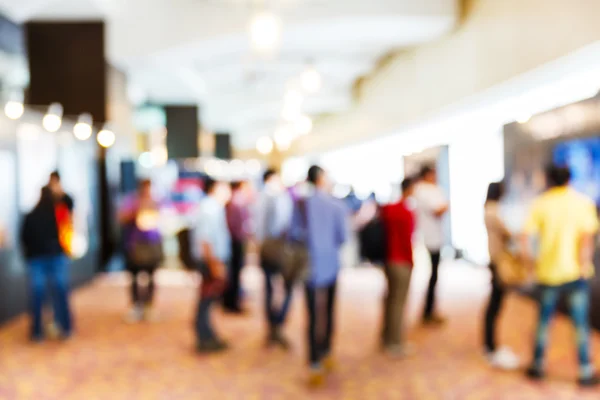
<box><xmin>413</xmin><ymin>165</ymin><xmax>449</xmax><ymax>325</ymax></box>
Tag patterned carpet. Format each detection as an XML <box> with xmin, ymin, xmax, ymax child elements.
<box><xmin>0</xmin><ymin>261</ymin><xmax>599</xmax><ymax>400</ymax></box>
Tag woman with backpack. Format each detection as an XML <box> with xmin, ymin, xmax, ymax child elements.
<box><xmin>119</xmin><ymin>179</ymin><xmax>164</xmax><ymax>323</ymax></box>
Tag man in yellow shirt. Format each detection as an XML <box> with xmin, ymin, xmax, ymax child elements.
<box><xmin>521</xmin><ymin>164</ymin><xmax>599</xmax><ymax>387</ymax></box>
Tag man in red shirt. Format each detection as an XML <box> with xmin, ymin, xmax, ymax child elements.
<box><xmin>381</xmin><ymin>177</ymin><xmax>416</xmax><ymax>357</ymax></box>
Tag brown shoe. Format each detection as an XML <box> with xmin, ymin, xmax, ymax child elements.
<box><xmin>423</xmin><ymin>314</ymin><xmax>447</xmax><ymax>326</ymax></box>
<box><xmin>308</xmin><ymin>368</ymin><xmax>325</xmax><ymax>388</ymax></box>
<box><xmin>323</xmin><ymin>355</ymin><xmax>336</xmax><ymax>373</ymax></box>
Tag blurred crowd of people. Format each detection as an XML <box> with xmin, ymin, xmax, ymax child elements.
<box><xmin>16</xmin><ymin>161</ymin><xmax>600</xmax><ymax>388</ymax></box>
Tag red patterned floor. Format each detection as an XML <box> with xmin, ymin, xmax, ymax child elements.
<box><xmin>0</xmin><ymin>262</ymin><xmax>598</xmax><ymax>399</ymax></box>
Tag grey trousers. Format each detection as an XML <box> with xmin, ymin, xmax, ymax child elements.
<box><xmin>382</xmin><ymin>264</ymin><xmax>413</xmax><ymax>347</ymax></box>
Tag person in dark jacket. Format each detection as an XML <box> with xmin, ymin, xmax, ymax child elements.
<box><xmin>21</xmin><ymin>186</ymin><xmax>73</xmax><ymax>342</ymax></box>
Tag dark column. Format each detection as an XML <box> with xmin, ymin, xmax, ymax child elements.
<box><xmin>165</xmin><ymin>105</ymin><xmax>199</xmax><ymax>159</ymax></box>
<box><xmin>214</xmin><ymin>132</ymin><xmax>232</xmax><ymax>160</ymax></box>
<box><xmin>25</xmin><ymin>21</ymin><xmax>106</xmax><ymax>122</ymax></box>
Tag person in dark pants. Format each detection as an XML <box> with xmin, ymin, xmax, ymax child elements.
<box><xmin>413</xmin><ymin>165</ymin><xmax>449</xmax><ymax>325</ymax></box>
<box><xmin>118</xmin><ymin>179</ymin><xmax>163</xmax><ymax>323</ymax></box>
<box><xmin>483</xmin><ymin>181</ymin><xmax>520</xmax><ymax>369</ymax></box>
<box><xmin>263</xmin><ymin>259</ymin><xmax>294</xmax><ymax>344</ymax></box>
<box><xmin>21</xmin><ymin>187</ymin><xmax>73</xmax><ymax>342</ymax></box>
<box><xmin>288</xmin><ymin>165</ymin><xmax>348</xmax><ymax>387</ymax></box>
<box><xmin>191</xmin><ymin>177</ymin><xmax>232</xmax><ymax>353</ymax></box>
<box><xmin>223</xmin><ymin>181</ymin><xmax>251</xmax><ymax>314</ymax></box>
<box><xmin>305</xmin><ymin>282</ymin><xmax>336</xmax><ymax>370</ymax></box>
<box><xmin>255</xmin><ymin>169</ymin><xmax>294</xmax><ymax>348</ymax></box>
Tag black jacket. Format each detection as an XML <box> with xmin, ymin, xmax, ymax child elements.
<box><xmin>20</xmin><ymin>203</ymin><xmax>63</xmax><ymax>260</ymax></box>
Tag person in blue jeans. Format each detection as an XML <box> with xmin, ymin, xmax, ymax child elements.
<box><xmin>521</xmin><ymin>165</ymin><xmax>599</xmax><ymax>387</ymax></box>
<box><xmin>21</xmin><ymin>187</ymin><xmax>73</xmax><ymax>342</ymax></box>
<box><xmin>533</xmin><ymin>280</ymin><xmax>592</xmax><ymax>379</ymax></box>
<box><xmin>191</xmin><ymin>177</ymin><xmax>232</xmax><ymax>353</ymax></box>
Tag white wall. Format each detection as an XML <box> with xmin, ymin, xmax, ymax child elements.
<box><xmin>448</xmin><ymin>129</ymin><xmax>504</xmax><ymax>264</ymax></box>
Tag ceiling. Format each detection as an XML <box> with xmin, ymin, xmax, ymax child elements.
<box><xmin>0</xmin><ymin>0</ymin><xmax>459</xmax><ymax>149</ymax></box>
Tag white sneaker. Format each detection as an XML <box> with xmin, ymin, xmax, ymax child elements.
<box><xmin>125</xmin><ymin>306</ymin><xmax>143</xmax><ymax>324</ymax></box>
<box><xmin>487</xmin><ymin>347</ymin><xmax>520</xmax><ymax>370</ymax></box>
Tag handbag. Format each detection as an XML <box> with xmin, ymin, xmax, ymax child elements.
<box><xmin>496</xmin><ymin>250</ymin><xmax>528</xmax><ymax>286</ymax></box>
<box><xmin>260</xmin><ymin>199</ymin><xmax>310</xmax><ymax>283</ymax></box>
<box><xmin>129</xmin><ymin>236</ymin><xmax>164</xmax><ymax>268</ymax></box>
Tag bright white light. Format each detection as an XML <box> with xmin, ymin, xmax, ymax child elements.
<box><xmin>249</xmin><ymin>11</ymin><xmax>281</xmax><ymax>53</ymax></box>
<box><xmin>245</xmin><ymin>159</ymin><xmax>261</xmax><ymax>175</ymax></box>
<box><xmin>517</xmin><ymin>115</ymin><xmax>531</xmax><ymax>124</ymax></box>
<box><xmin>73</xmin><ymin>113</ymin><xmax>93</xmax><ymax>140</ymax></box>
<box><xmin>152</xmin><ymin>145</ymin><xmax>168</xmax><ymax>166</ymax></box>
<box><xmin>73</xmin><ymin>122</ymin><xmax>92</xmax><ymax>140</ymax></box>
<box><xmin>256</xmin><ymin>136</ymin><xmax>274</xmax><ymax>155</ymax></box>
<box><xmin>217</xmin><ymin>159</ymin><xmax>230</xmax><ymax>178</ymax></box>
<box><xmin>42</xmin><ymin>114</ymin><xmax>62</xmax><ymax>132</ymax></box>
<box><xmin>275</xmin><ymin>136</ymin><xmax>291</xmax><ymax>151</ymax></box>
<box><xmin>274</xmin><ymin>125</ymin><xmax>293</xmax><ymax>151</ymax></box>
<box><xmin>301</xmin><ymin>66</ymin><xmax>322</xmax><ymax>94</ymax></box>
<box><xmin>294</xmin><ymin>115</ymin><xmax>313</xmax><ymax>135</ymax></box>
<box><xmin>281</xmin><ymin>104</ymin><xmax>302</xmax><ymax>122</ymax></box>
<box><xmin>97</xmin><ymin>128</ymin><xmax>116</xmax><ymax>148</ymax></box>
<box><xmin>204</xmin><ymin>158</ymin><xmax>219</xmax><ymax>177</ymax></box>
<box><xmin>230</xmin><ymin>159</ymin><xmax>245</xmax><ymax>178</ymax></box>
<box><xmin>281</xmin><ymin>89</ymin><xmax>304</xmax><ymax>121</ymax></box>
<box><xmin>139</xmin><ymin>152</ymin><xmax>154</xmax><ymax>168</ymax></box>
<box><xmin>4</xmin><ymin>101</ymin><xmax>24</xmax><ymax>120</ymax></box>
<box><xmin>71</xmin><ymin>234</ymin><xmax>88</xmax><ymax>259</ymax></box>
<box><xmin>284</xmin><ymin>89</ymin><xmax>303</xmax><ymax>108</ymax></box>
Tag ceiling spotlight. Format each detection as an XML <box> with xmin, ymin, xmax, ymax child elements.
<box><xmin>284</xmin><ymin>89</ymin><xmax>303</xmax><ymax>108</ymax></box>
<box><xmin>229</xmin><ymin>159</ymin><xmax>245</xmax><ymax>177</ymax></box>
<box><xmin>256</xmin><ymin>136</ymin><xmax>274</xmax><ymax>155</ymax></box>
<box><xmin>4</xmin><ymin>100</ymin><xmax>24</xmax><ymax>120</ymax></box>
<box><xmin>517</xmin><ymin>115</ymin><xmax>531</xmax><ymax>124</ymax></box>
<box><xmin>43</xmin><ymin>114</ymin><xmax>62</xmax><ymax>133</ymax></box>
<box><xmin>301</xmin><ymin>66</ymin><xmax>322</xmax><ymax>94</ymax></box>
<box><xmin>275</xmin><ymin>136</ymin><xmax>291</xmax><ymax>152</ymax></box>
<box><xmin>73</xmin><ymin>113</ymin><xmax>93</xmax><ymax>140</ymax></box>
<box><xmin>245</xmin><ymin>159</ymin><xmax>261</xmax><ymax>175</ymax></box>
<box><xmin>294</xmin><ymin>115</ymin><xmax>313</xmax><ymax>135</ymax></box>
<box><xmin>249</xmin><ymin>11</ymin><xmax>282</xmax><ymax>54</ymax></box>
<box><xmin>43</xmin><ymin>103</ymin><xmax>63</xmax><ymax>132</ymax></box>
<box><xmin>281</xmin><ymin>104</ymin><xmax>302</xmax><ymax>122</ymax></box>
<box><xmin>274</xmin><ymin>126</ymin><xmax>293</xmax><ymax>151</ymax></box>
<box><xmin>97</xmin><ymin>125</ymin><xmax>116</xmax><ymax>148</ymax></box>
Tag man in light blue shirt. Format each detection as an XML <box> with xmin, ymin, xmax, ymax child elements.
<box><xmin>191</xmin><ymin>177</ymin><xmax>231</xmax><ymax>353</ymax></box>
<box><xmin>288</xmin><ymin>165</ymin><xmax>348</xmax><ymax>386</ymax></box>
<box><xmin>254</xmin><ymin>169</ymin><xmax>294</xmax><ymax>348</ymax></box>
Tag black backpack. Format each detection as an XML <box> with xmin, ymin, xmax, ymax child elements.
<box><xmin>177</xmin><ymin>228</ymin><xmax>196</xmax><ymax>271</ymax></box>
<box><xmin>358</xmin><ymin>213</ymin><xmax>387</xmax><ymax>266</ymax></box>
